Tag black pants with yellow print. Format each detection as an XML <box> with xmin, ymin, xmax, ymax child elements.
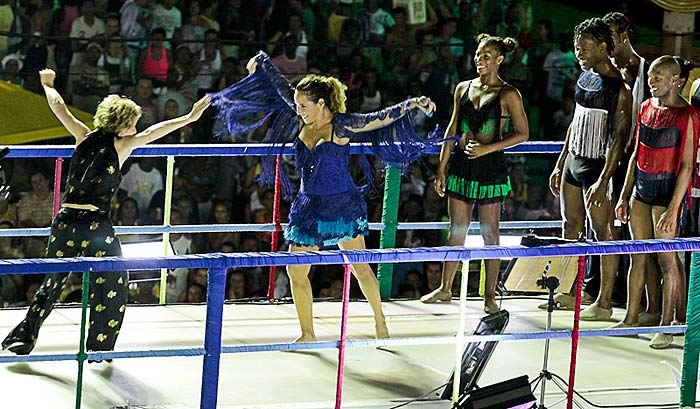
<box><xmin>27</xmin><ymin>208</ymin><xmax>128</xmax><ymax>352</ymax></box>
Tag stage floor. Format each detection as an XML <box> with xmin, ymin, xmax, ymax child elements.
<box><xmin>0</xmin><ymin>297</ymin><xmax>687</xmax><ymax>409</ymax></box>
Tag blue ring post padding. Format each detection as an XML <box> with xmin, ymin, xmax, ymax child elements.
<box><xmin>1</xmin><ymin>141</ymin><xmax>564</xmax><ymax>158</ymax></box>
<box><xmin>200</xmin><ymin>266</ymin><xmax>227</xmax><ymax>409</ymax></box>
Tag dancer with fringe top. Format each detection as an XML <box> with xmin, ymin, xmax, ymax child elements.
<box><xmin>614</xmin><ymin>56</ymin><xmax>698</xmax><ymax>349</ymax></box>
<box><xmin>210</xmin><ymin>51</ymin><xmax>438</xmax><ymax>342</ymax></box>
<box><xmin>546</xmin><ymin>18</ymin><xmax>632</xmax><ymax>315</ymax></box>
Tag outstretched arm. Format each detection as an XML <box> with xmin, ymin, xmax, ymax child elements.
<box><xmin>247</xmin><ymin>50</ymin><xmax>296</xmax><ymax>111</ymax></box>
<box><xmin>40</xmin><ymin>69</ymin><xmax>90</xmax><ymax>143</ymax></box>
<box><xmin>122</xmin><ymin>95</ymin><xmax>211</xmax><ymax>150</ymax></box>
<box><xmin>341</xmin><ymin>97</ymin><xmax>436</xmax><ymax>133</ymax></box>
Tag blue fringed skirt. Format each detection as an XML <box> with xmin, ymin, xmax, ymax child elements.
<box><xmin>285</xmin><ymin>188</ymin><xmax>369</xmax><ymax>248</ymax></box>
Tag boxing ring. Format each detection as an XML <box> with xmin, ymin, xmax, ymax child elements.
<box><xmin>1</xmin><ymin>143</ymin><xmax>699</xmax><ymax>409</ymax></box>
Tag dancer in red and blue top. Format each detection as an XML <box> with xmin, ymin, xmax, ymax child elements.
<box><xmin>615</xmin><ymin>56</ymin><xmax>699</xmax><ymax>349</ymax></box>
<box><xmin>210</xmin><ymin>51</ymin><xmax>438</xmax><ymax>341</ymax></box>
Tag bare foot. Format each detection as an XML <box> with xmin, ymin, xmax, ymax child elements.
<box><xmin>293</xmin><ymin>333</ymin><xmax>317</xmax><ymax>343</ymax></box>
<box><xmin>375</xmin><ymin>320</ymin><xmax>389</xmax><ymax>339</ymax></box>
<box><xmin>484</xmin><ymin>297</ymin><xmax>499</xmax><ymax>314</ymax></box>
<box><xmin>420</xmin><ymin>288</ymin><xmax>452</xmax><ymax>303</ymax></box>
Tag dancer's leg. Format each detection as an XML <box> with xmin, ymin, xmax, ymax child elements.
<box><xmin>288</xmin><ymin>244</ymin><xmax>319</xmax><ymax>342</ymax></box>
<box><xmin>339</xmin><ymin>235</ymin><xmax>388</xmax><ymax>338</ymax></box>
<box><xmin>477</xmin><ymin>201</ymin><xmax>501</xmax><ymax>313</ymax></box>
<box><xmin>2</xmin><ymin>213</ymin><xmax>75</xmax><ymax>354</ymax></box>
<box><xmin>84</xmin><ymin>217</ymin><xmax>128</xmax><ymax>353</ymax></box>
<box><xmin>421</xmin><ymin>197</ymin><xmax>473</xmax><ymax>303</ymax></box>
<box><xmin>620</xmin><ymin>199</ymin><xmax>653</xmax><ymax>325</ymax></box>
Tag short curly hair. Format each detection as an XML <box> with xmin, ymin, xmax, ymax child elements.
<box><xmin>603</xmin><ymin>12</ymin><xmax>632</xmax><ymax>35</ymax></box>
<box><xmin>93</xmin><ymin>95</ymin><xmax>142</xmax><ymax>133</ymax></box>
<box><xmin>574</xmin><ymin>17</ymin><xmax>615</xmax><ymax>55</ymax></box>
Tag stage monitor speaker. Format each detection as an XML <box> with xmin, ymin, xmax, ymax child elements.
<box><xmin>502</xmin><ymin>235</ymin><xmax>580</xmax><ymax>294</ymax></box>
<box><xmin>440</xmin><ymin>310</ymin><xmax>509</xmax><ymax>399</ymax></box>
<box><xmin>456</xmin><ymin>375</ymin><xmax>536</xmax><ymax>409</ymax></box>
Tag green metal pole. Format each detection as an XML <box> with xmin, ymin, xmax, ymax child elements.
<box><xmin>75</xmin><ymin>269</ymin><xmax>90</xmax><ymax>409</ymax></box>
<box><xmin>377</xmin><ymin>165</ymin><xmax>401</xmax><ymax>300</ymax></box>
<box><xmin>681</xmin><ymin>252</ymin><xmax>700</xmax><ymax>407</ymax></box>
<box><xmin>159</xmin><ymin>156</ymin><xmax>175</xmax><ymax>304</ymax></box>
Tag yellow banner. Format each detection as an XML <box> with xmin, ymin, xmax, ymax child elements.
<box><xmin>0</xmin><ymin>82</ymin><xmax>93</xmax><ymax>144</ymax></box>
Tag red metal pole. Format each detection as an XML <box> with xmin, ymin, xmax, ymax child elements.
<box><xmin>335</xmin><ymin>262</ymin><xmax>352</xmax><ymax>409</ymax></box>
<box><xmin>267</xmin><ymin>155</ymin><xmax>283</xmax><ymax>299</ymax></box>
<box><xmin>53</xmin><ymin>157</ymin><xmax>63</xmax><ymax>216</ymax></box>
<box><xmin>567</xmin><ymin>255</ymin><xmax>586</xmax><ymax>409</ymax></box>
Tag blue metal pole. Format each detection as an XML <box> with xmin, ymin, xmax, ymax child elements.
<box><xmin>200</xmin><ymin>267</ymin><xmax>227</xmax><ymax>408</ymax></box>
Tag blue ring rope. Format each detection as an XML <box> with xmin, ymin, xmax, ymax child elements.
<box><xmin>1</xmin><ymin>141</ymin><xmax>563</xmax><ymax>158</ymax></box>
<box><xmin>0</xmin><ymin>325</ymin><xmax>684</xmax><ymax>364</ymax></box>
<box><xmin>0</xmin><ymin>220</ymin><xmax>564</xmax><ymax>237</ymax></box>
<box><xmin>2</xmin><ymin>237</ymin><xmax>700</xmax><ymax>274</ymax></box>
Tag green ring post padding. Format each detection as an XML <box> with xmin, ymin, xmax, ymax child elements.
<box><xmin>75</xmin><ymin>270</ymin><xmax>90</xmax><ymax>409</ymax></box>
<box><xmin>377</xmin><ymin>165</ymin><xmax>401</xmax><ymax>300</ymax></box>
<box><xmin>160</xmin><ymin>155</ymin><xmax>175</xmax><ymax>304</ymax></box>
<box><xmin>681</xmin><ymin>252</ymin><xmax>700</xmax><ymax>407</ymax></box>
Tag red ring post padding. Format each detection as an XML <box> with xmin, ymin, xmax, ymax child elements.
<box><xmin>53</xmin><ymin>157</ymin><xmax>63</xmax><ymax>217</ymax></box>
<box><xmin>268</xmin><ymin>154</ymin><xmax>283</xmax><ymax>299</ymax></box>
<box><xmin>567</xmin><ymin>255</ymin><xmax>586</xmax><ymax>409</ymax></box>
<box><xmin>335</xmin><ymin>262</ymin><xmax>352</xmax><ymax>409</ymax></box>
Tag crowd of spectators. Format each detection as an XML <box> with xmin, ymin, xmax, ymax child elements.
<box><xmin>0</xmin><ymin>0</ymin><xmax>587</xmax><ymax>307</ymax></box>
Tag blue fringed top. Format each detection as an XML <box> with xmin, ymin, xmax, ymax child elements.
<box><xmin>209</xmin><ymin>50</ymin><xmax>443</xmax><ymax>200</ymax></box>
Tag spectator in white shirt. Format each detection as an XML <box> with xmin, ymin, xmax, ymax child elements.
<box><xmin>118</xmin><ymin>158</ymin><xmax>164</xmax><ymax>216</ymax></box>
<box><xmin>69</xmin><ymin>0</ymin><xmax>105</xmax><ymax>67</ymax></box>
<box><xmin>153</xmin><ymin>0</ymin><xmax>181</xmax><ymax>42</ymax></box>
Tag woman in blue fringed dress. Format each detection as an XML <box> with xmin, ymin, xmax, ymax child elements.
<box><xmin>210</xmin><ymin>51</ymin><xmax>438</xmax><ymax>341</ymax></box>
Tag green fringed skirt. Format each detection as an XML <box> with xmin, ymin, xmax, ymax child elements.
<box><xmin>445</xmin><ymin>149</ymin><xmax>511</xmax><ymax>202</ymax></box>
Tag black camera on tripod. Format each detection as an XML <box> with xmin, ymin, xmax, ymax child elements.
<box><xmin>536</xmin><ymin>276</ymin><xmax>560</xmax><ymax>292</ymax></box>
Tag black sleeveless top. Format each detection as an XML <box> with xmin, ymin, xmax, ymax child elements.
<box><xmin>575</xmin><ymin>70</ymin><xmax>624</xmax><ymax>144</ymax></box>
<box><xmin>458</xmin><ymin>81</ymin><xmax>510</xmax><ymax>140</ymax></box>
<box><xmin>63</xmin><ymin>129</ymin><xmax>122</xmax><ymax>213</ymax></box>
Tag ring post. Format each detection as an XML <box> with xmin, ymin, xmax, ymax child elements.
<box><xmin>566</xmin><ymin>255</ymin><xmax>586</xmax><ymax>409</ymax></box>
<box><xmin>74</xmin><ymin>268</ymin><xmax>91</xmax><ymax>409</ymax></box>
<box><xmin>200</xmin><ymin>265</ymin><xmax>227</xmax><ymax>409</ymax></box>
<box><xmin>335</xmin><ymin>260</ymin><xmax>353</xmax><ymax>409</ymax></box>
<box><xmin>681</xmin><ymin>252</ymin><xmax>700</xmax><ymax>406</ymax></box>
<box><xmin>53</xmin><ymin>157</ymin><xmax>63</xmax><ymax>216</ymax></box>
<box><xmin>452</xmin><ymin>255</ymin><xmax>471</xmax><ymax>403</ymax></box>
<box><xmin>268</xmin><ymin>154</ymin><xmax>283</xmax><ymax>299</ymax></box>
<box><xmin>159</xmin><ymin>155</ymin><xmax>175</xmax><ymax>304</ymax></box>
<box><xmin>377</xmin><ymin>165</ymin><xmax>401</xmax><ymax>299</ymax></box>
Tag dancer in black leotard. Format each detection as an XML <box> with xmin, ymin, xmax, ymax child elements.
<box><xmin>2</xmin><ymin>68</ymin><xmax>210</xmax><ymax>356</ymax></box>
<box><xmin>421</xmin><ymin>34</ymin><xmax>529</xmax><ymax>314</ymax></box>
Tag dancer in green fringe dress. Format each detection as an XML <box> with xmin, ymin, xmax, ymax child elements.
<box><xmin>421</xmin><ymin>34</ymin><xmax>529</xmax><ymax>313</ymax></box>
